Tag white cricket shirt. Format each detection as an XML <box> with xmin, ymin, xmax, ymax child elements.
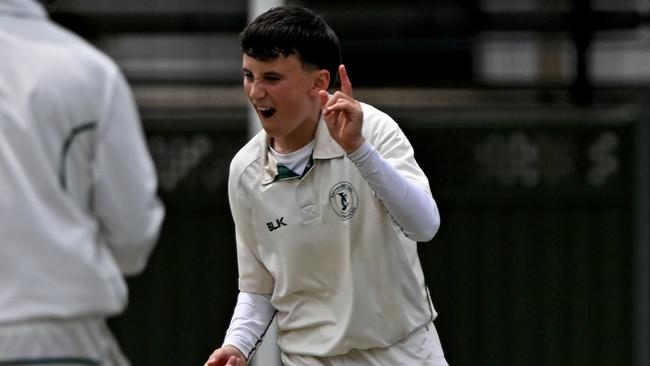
<box><xmin>228</xmin><ymin>102</ymin><xmax>436</xmax><ymax>357</ymax></box>
<box><xmin>0</xmin><ymin>0</ymin><xmax>164</xmax><ymax>323</ymax></box>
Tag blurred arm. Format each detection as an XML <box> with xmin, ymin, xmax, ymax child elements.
<box><xmin>92</xmin><ymin>70</ymin><xmax>164</xmax><ymax>275</ymax></box>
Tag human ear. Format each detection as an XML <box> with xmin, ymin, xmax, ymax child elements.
<box><xmin>309</xmin><ymin>69</ymin><xmax>330</xmax><ymax>96</ymax></box>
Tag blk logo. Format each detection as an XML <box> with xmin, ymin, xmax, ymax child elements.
<box><xmin>266</xmin><ymin>217</ymin><xmax>287</xmax><ymax>232</ymax></box>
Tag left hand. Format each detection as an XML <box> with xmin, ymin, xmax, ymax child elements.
<box><xmin>319</xmin><ymin>64</ymin><xmax>365</xmax><ymax>154</ymax></box>
<box><xmin>204</xmin><ymin>345</ymin><xmax>247</xmax><ymax>366</ymax></box>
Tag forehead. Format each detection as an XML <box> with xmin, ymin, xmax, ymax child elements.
<box><xmin>242</xmin><ymin>53</ymin><xmax>303</xmax><ymax>73</ymax></box>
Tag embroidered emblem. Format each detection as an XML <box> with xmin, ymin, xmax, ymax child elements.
<box><xmin>329</xmin><ymin>181</ymin><xmax>359</xmax><ymax>220</ymax></box>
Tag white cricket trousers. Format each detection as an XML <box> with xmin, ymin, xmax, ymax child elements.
<box><xmin>280</xmin><ymin>322</ymin><xmax>449</xmax><ymax>366</ymax></box>
<box><xmin>0</xmin><ymin>316</ymin><xmax>130</xmax><ymax>366</ymax></box>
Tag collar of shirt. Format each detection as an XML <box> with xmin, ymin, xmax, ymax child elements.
<box><xmin>0</xmin><ymin>0</ymin><xmax>47</xmax><ymax>19</ymax></box>
<box><xmin>276</xmin><ymin>156</ymin><xmax>313</xmax><ymax>180</ymax></box>
<box><xmin>261</xmin><ymin>116</ymin><xmax>346</xmax><ymax>185</ymax></box>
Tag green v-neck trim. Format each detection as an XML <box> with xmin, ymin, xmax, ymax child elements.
<box><xmin>276</xmin><ymin>164</ymin><xmax>300</xmax><ymax>180</ymax></box>
<box><xmin>276</xmin><ymin>154</ymin><xmax>315</xmax><ymax>181</ymax></box>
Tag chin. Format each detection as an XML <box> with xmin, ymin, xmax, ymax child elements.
<box><xmin>260</xmin><ymin>121</ymin><xmax>282</xmax><ymax>137</ymax></box>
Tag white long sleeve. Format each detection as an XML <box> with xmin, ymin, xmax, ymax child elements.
<box><xmin>223</xmin><ymin>292</ymin><xmax>276</xmax><ymax>359</ymax></box>
<box><xmin>348</xmin><ymin>140</ymin><xmax>440</xmax><ymax>242</ymax></box>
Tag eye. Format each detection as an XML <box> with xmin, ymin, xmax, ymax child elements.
<box><xmin>242</xmin><ymin>71</ymin><xmax>253</xmax><ymax>81</ymax></box>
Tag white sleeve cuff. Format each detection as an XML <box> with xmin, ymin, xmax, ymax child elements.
<box><xmin>222</xmin><ymin>292</ymin><xmax>275</xmax><ymax>359</ymax></box>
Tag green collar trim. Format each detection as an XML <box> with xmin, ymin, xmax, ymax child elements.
<box><xmin>276</xmin><ymin>164</ymin><xmax>300</xmax><ymax>180</ymax></box>
<box><xmin>276</xmin><ymin>154</ymin><xmax>315</xmax><ymax>181</ymax></box>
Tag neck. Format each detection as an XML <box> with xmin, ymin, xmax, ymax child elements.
<box><xmin>271</xmin><ymin>116</ymin><xmax>320</xmax><ymax>154</ymax></box>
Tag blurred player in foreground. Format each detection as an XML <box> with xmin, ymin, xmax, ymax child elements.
<box><xmin>0</xmin><ymin>0</ymin><xmax>164</xmax><ymax>364</ymax></box>
<box><xmin>205</xmin><ymin>5</ymin><xmax>447</xmax><ymax>366</ymax></box>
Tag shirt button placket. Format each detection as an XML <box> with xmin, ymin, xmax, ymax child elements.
<box><xmin>296</xmin><ymin>178</ymin><xmax>317</xmax><ymax>223</ymax></box>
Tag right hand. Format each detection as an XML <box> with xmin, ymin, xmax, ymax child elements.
<box><xmin>204</xmin><ymin>345</ymin><xmax>247</xmax><ymax>366</ymax></box>
<box><xmin>318</xmin><ymin>64</ymin><xmax>365</xmax><ymax>154</ymax></box>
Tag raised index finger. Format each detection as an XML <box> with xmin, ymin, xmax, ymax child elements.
<box><xmin>339</xmin><ymin>64</ymin><xmax>353</xmax><ymax>97</ymax></box>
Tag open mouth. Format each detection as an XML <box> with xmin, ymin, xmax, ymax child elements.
<box><xmin>259</xmin><ymin>107</ymin><xmax>276</xmax><ymax>118</ymax></box>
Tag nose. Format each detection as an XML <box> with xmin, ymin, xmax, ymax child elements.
<box><xmin>248</xmin><ymin>80</ymin><xmax>266</xmax><ymax>100</ymax></box>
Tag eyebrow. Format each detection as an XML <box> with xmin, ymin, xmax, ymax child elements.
<box><xmin>242</xmin><ymin>68</ymin><xmax>283</xmax><ymax>78</ymax></box>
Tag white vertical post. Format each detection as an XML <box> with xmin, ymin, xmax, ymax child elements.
<box><xmin>245</xmin><ymin>2</ymin><xmax>284</xmax><ymax>365</ymax></box>
<box><xmin>246</xmin><ymin>0</ymin><xmax>285</xmax><ymax>139</ymax></box>
<box><xmin>635</xmin><ymin>102</ymin><xmax>649</xmax><ymax>366</ymax></box>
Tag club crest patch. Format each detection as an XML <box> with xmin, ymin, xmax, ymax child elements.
<box><xmin>329</xmin><ymin>181</ymin><xmax>359</xmax><ymax>220</ymax></box>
